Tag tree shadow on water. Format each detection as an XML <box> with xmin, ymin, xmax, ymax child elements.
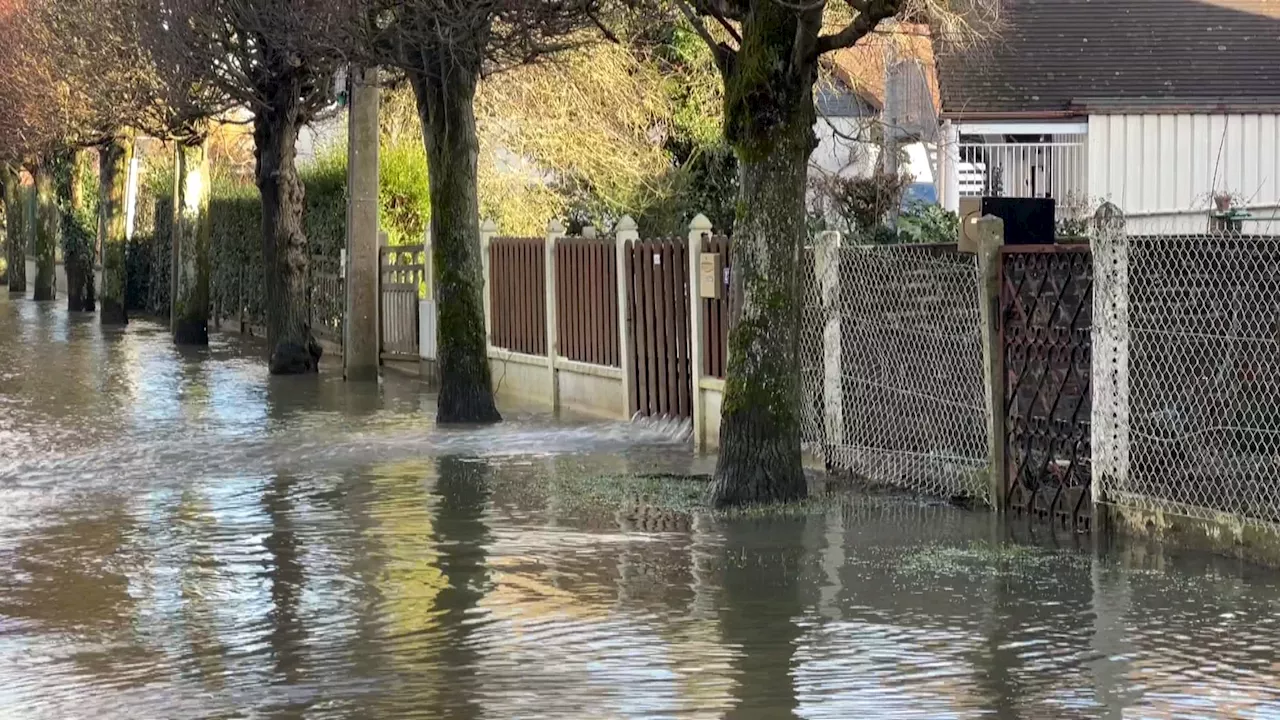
<box><xmin>716</xmin><ymin>514</ymin><xmax>821</xmax><ymax>719</ymax></box>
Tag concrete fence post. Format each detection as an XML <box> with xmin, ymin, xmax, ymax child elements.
<box><xmin>615</xmin><ymin>215</ymin><xmax>640</xmax><ymax>419</ymax></box>
<box><xmin>546</xmin><ymin>219</ymin><xmax>565</xmax><ymax>410</ymax></box>
<box><xmin>814</xmin><ymin>230</ymin><xmax>844</xmax><ymax>463</ymax></box>
<box><xmin>688</xmin><ymin>213</ymin><xmax>713</xmax><ymax>448</ymax></box>
<box><xmin>343</xmin><ymin>63</ymin><xmax>380</xmax><ymax>382</ymax></box>
<box><xmin>974</xmin><ymin>215</ymin><xmax>1006</xmax><ymax>510</ymax></box>
<box><xmin>479</xmin><ymin>218</ymin><xmax>497</xmax><ymax>348</ymax></box>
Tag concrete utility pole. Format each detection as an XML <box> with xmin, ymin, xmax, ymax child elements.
<box><xmin>344</xmin><ymin>64</ymin><xmax>380</xmax><ymax>381</ymax></box>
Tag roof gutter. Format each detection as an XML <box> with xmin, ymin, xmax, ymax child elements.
<box><xmin>1074</xmin><ymin>99</ymin><xmax>1280</xmax><ymax>114</ymax></box>
<box><xmin>939</xmin><ymin>110</ymin><xmax>1085</xmax><ymax>121</ymax></box>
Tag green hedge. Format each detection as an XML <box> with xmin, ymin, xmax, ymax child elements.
<box><xmin>128</xmin><ymin>141</ymin><xmax>430</xmax><ymax>323</ymax></box>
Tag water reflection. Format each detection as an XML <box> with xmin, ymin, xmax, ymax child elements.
<box><xmin>6</xmin><ymin>295</ymin><xmax>1280</xmax><ymax>718</ymax></box>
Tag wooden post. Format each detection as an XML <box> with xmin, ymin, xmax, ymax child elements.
<box><xmin>688</xmin><ymin>214</ymin><xmax>713</xmax><ymax>448</ymax></box>
<box><xmin>546</xmin><ymin>219</ymin><xmax>564</xmax><ymax>410</ymax></box>
<box><xmin>615</xmin><ymin>216</ymin><xmax>639</xmax><ymax>419</ymax></box>
<box><xmin>975</xmin><ymin>215</ymin><xmax>1006</xmax><ymax>510</ymax></box>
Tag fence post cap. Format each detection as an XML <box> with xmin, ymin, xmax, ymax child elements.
<box><xmin>480</xmin><ymin>218</ymin><xmax>498</xmax><ymax>233</ymax></box>
<box><xmin>547</xmin><ymin>219</ymin><xmax>566</xmax><ymax>235</ymax></box>
<box><xmin>689</xmin><ymin>213</ymin><xmax>713</xmax><ymax>232</ymax></box>
<box><xmin>615</xmin><ymin>215</ymin><xmax>638</xmax><ymax>232</ymax></box>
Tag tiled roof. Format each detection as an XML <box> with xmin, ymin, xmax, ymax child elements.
<box><xmin>827</xmin><ymin>24</ymin><xmax>940</xmax><ymax>114</ymax></box>
<box><xmin>937</xmin><ymin>0</ymin><xmax>1280</xmax><ymax>116</ymax></box>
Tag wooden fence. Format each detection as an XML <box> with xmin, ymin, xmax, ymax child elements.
<box><xmin>490</xmin><ymin>236</ymin><xmax>546</xmax><ymax>356</ymax></box>
<box><xmin>379</xmin><ymin>247</ymin><xmax>423</xmax><ymax>360</ymax></box>
<box><xmin>701</xmin><ymin>235</ymin><xmax>732</xmax><ymax>378</ymax></box>
<box><xmin>625</xmin><ymin>238</ymin><xmax>691</xmax><ymax>418</ymax></box>
<box><xmin>556</xmin><ymin>237</ymin><xmax>619</xmax><ymax>367</ymax></box>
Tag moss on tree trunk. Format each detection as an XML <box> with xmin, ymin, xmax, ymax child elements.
<box><xmin>172</xmin><ymin>137</ymin><xmax>212</xmax><ymax>345</ymax></box>
<box><xmin>254</xmin><ymin>98</ymin><xmax>320</xmax><ymax>373</ymax></box>
<box><xmin>98</xmin><ymin>136</ymin><xmax>133</xmax><ymax>325</ymax></box>
<box><xmin>62</xmin><ymin>150</ymin><xmax>96</xmax><ymax>313</ymax></box>
<box><xmin>2</xmin><ymin>164</ymin><xmax>23</xmax><ymax>295</ymax></box>
<box><xmin>33</xmin><ymin>160</ymin><xmax>57</xmax><ymax>302</ymax></box>
<box><xmin>708</xmin><ymin>1</ymin><xmax>819</xmax><ymax>508</ymax></box>
<box><xmin>410</xmin><ymin>56</ymin><xmax>502</xmax><ymax>424</ymax></box>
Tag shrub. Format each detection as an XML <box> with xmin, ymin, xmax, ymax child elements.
<box><xmin>898</xmin><ymin>202</ymin><xmax>959</xmax><ymax>245</ymax></box>
<box><xmin>808</xmin><ymin>172</ymin><xmax>908</xmax><ymax>238</ymax></box>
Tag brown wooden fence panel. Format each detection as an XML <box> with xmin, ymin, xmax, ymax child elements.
<box><xmin>555</xmin><ymin>238</ymin><xmax>619</xmax><ymax>366</ymax></box>
<box><xmin>701</xmin><ymin>235</ymin><xmax>732</xmax><ymax>378</ymax></box>
<box><xmin>625</xmin><ymin>238</ymin><xmax>691</xmax><ymax>418</ymax></box>
<box><xmin>490</xmin><ymin>237</ymin><xmax>546</xmax><ymax>356</ymax></box>
<box><xmin>379</xmin><ymin>247</ymin><xmax>423</xmax><ymax>360</ymax></box>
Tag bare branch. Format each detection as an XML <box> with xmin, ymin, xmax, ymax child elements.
<box><xmin>676</xmin><ymin>0</ymin><xmax>730</xmax><ymax>73</ymax></box>
<box><xmin>814</xmin><ymin>0</ymin><xmax>903</xmax><ymax>57</ymax></box>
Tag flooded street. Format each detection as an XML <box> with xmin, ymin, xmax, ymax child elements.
<box><xmin>4</xmin><ymin>294</ymin><xmax>1280</xmax><ymax>719</ymax></box>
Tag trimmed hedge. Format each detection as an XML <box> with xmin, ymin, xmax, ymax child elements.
<box><xmin>127</xmin><ymin>142</ymin><xmax>429</xmax><ymax>325</ymax></box>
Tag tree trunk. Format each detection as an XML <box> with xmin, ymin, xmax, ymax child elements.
<box><xmin>254</xmin><ymin>99</ymin><xmax>320</xmax><ymax>373</ymax></box>
<box><xmin>410</xmin><ymin>54</ymin><xmax>502</xmax><ymax>424</ymax></box>
<box><xmin>99</xmin><ymin>136</ymin><xmax>133</xmax><ymax>325</ymax></box>
<box><xmin>0</xmin><ymin>175</ymin><xmax>6</xmax><ymax>286</ymax></box>
<box><xmin>63</xmin><ymin>149</ymin><xmax>96</xmax><ymax>312</ymax></box>
<box><xmin>708</xmin><ymin>5</ymin><xmax>818</xmax><ymax>507</ymax></box>
<box><xmin>172</xmin><ymin>137</ymin><xmax>212</xmax><ymax>345</ymax></box>
<box><xmin>2</xmin><ymin>164</ymin><xmax>23</xmax><ymax>295</ymax></box>
<box><xmin>33</xmin><ymin>159</ymin><xmax>57</xmax><ymax>302</ymax></box>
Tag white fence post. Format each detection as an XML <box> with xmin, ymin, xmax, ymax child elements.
<box><xmin>688</xmin><ymin>214</ymin><xmax>713</xmax><ymax>448</ymax></box>
<box><xmin>1091</xmin><ymin>204</ymin><xmax>1129</xmax><ymax>515</ymax></box>
<box><xmin>814</xmin><ymin>230</ymin><xmax>844</xmax><ymax>463</ymax></box>
<box><xmin>419</xmin><ymin>227</ymin><xmax>437</xmax><ymax>366</ymax></box>
<box><xmin>546</xmin><ymin>219</ymin><xmax>564</xmax><ymax>410</ymax></box>
<box><xmin>479</xmin><ymin>218</ymin><xmax>496</xmax><ymax>348</ymax></box>
<box><xmin>615</xmin><ymin>216</ymin><xmax>639</xmax><ymax>420</ymax></box>
<box><xmin>974</xmin><ymin>215</ymin><xmax>1006</xmax><ymax>509</ymax></box>
<box><xmin>942</xmin><ymin>119</ymin><xmax>960</xmax><ymax>214</ymax></box>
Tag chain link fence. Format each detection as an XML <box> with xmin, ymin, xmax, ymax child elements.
<box><xmin>1095</xmin><ymin>224</ymin><xmax>1280</xmax><ymax>526</ymax></box>
<box><xmin>800</xmin><ymin>235</ymin><xmax>991</xmax><ymax>502</ymax></box>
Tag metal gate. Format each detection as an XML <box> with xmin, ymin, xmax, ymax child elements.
<box><xmin>624</xmin><ymin>238</ymin><xmax>691</xmax><ymax>418</ymax></box>
<box><xmin>1001</xmin><ymin>245</ymin><xmax>1093</xmax><ymax>531</ymax></box>
<box><xmin>309</xmin><ymin>254</ymin><xmax>344</xmax><ymax>346</ymax></box>
<box><xmin>379</xmin><ymin>247</ymin><xmax>423</xmax><ymax>361</ymax></box>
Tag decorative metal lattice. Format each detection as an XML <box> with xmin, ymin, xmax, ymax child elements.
<box><xmin>1001</xmin><ymin>247</ymin><xmax>1093</xmax><ymax>531</ymax></box>
<box><xmin>1094</xmin><ymin>223</ymin><xmax>1280</xmax><ymax>529</ymax></box>
<box><xmin>801</xmin><ymin>236</ymin><xmax>990</xmax><ymax>502</ymax></box>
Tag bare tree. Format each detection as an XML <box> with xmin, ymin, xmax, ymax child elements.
<box><xmin>134</xmin><ymin>0</ymin><xmax>351</xmax><ymax>369</ymax></box>
<box><xmin>351</xmin><ymin>0</ymin><xmax>607</xmax><ymax>423</ymax></box>
<box><xmin>663</xmin><ymin>0</ymin><xmax>997</xmax><ymax>507</ymax></box>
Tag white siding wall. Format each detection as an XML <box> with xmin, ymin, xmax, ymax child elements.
<box><xmin>811</xmin><ymin>116</ymin><xmax>881</xmax><ymax>180</ymax></box>
<box><xmin>1089</xmin><ymin>113</ymin><xmax>1280</xmax><ymax>234</ymax></box>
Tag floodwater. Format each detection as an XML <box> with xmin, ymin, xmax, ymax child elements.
<box><xmin>3</xmin><ymin>296</ymin><xmax>1280</xmax><ymax>719</ymax></box>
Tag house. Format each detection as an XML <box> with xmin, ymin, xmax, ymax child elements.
<box><xmin>936</xmin><ymin>0</ymin><xmax>1280</xmax><ymax>233</ymax></box>
<box><xmin>813</xmin><ymin>26</ymin><xmax>941</xmax><ymax>188</ymax></box>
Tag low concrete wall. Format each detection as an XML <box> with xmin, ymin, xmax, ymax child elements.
<box><xmin>697</xmin><ymin>377</ymin><xmax>724</xmax><ymax>449</ymax></box>
<box><xmin>489</xmin><ymin>348</ymin><xmax>554</xmax><ymax>406</ymax></box>
<box><xmin>487</xmin><ymin>347</ymin><xmax>629</xmax><ymax>420</ymax></box>
<box><xmin>556</xmin><ymin>358</ymin><xmax>625</xmax><ymax>419</ymax></box>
